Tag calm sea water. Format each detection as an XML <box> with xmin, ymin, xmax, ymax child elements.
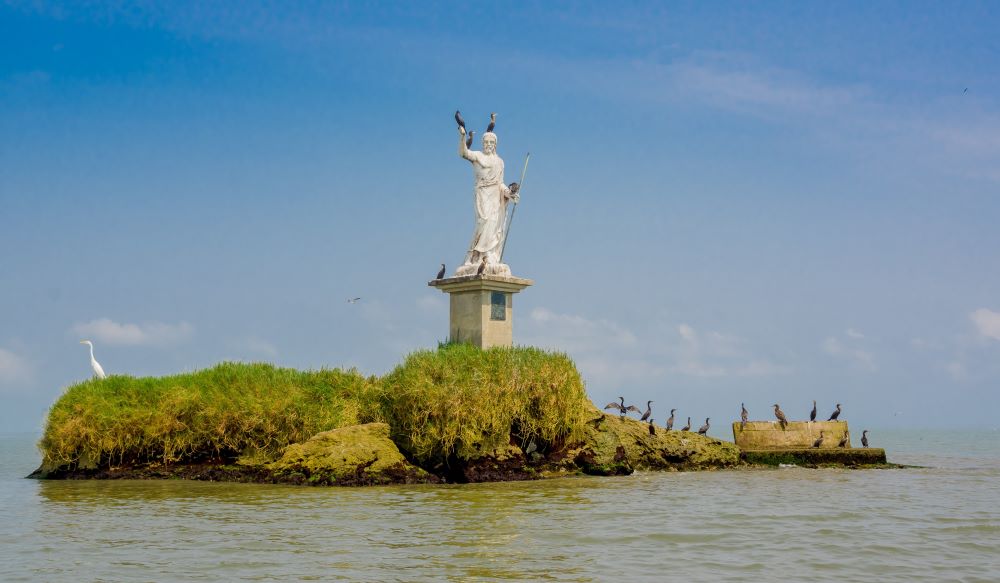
<box><xmin>2</xmin><ymin>430</ymin><xmax>999</xmax><ymax>582</ymax></box>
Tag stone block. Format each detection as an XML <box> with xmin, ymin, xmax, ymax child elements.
<box><xmin>733</xmin><ymin>420</ymin><xmax>852</xmax><ymax>449</ymax></box>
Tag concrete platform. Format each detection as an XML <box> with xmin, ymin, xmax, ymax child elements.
<box><xmin>741</xmin><ymin>448</ymin><xmax>888</xmax><ymax>467</ymax></box>
<box><xmin>733</xmin><ymin>420</ymin><xmax>850</xmax><ymax>449</ymax></box>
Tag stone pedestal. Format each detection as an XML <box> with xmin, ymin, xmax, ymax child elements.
<box><xmin>428</xmin><ymin>274</ymin><xmax>533</xmax><ymax>348</ymax></box>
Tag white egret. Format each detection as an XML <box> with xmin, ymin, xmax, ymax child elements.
<box><xmin>79</xmin><ymin>340</ymin><xmax>106</xmax><ymax>379</ymax></box>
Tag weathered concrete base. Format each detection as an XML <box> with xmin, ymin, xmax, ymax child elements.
<box><xmin>734</xmin><ymin>420</ymin><xmax>851</xmax><ymax>449</ymax></box>
<box><xmin>741</xmin><ymin>448</ymin><xmax>888</xmax><ymax>467</ymax></box>
<box><xmin>428</xmin><ymin>274</ymin><xmax>533</xmax><ymax>348</ymax></box>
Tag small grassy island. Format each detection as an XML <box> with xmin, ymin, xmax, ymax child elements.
<box><xmin>32</xmin><ymin>344</ymin><xmax>746</xmax><ymax>484</ymax></box>
<box><xmin>32</xmin><ymin>344</ymin><xmax>887</xmax><ymax>485</ymax></box>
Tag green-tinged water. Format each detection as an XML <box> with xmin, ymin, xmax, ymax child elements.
<box><xmin>2</xmin><ymin>430</ymin><xmax>999</xmax><ymax>582</ymax></box>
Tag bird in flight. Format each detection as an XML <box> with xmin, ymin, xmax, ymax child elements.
<box><xmin>347</xmin><ymin>297</ymin><xmax>361</xmax><ymax>303</ymax></box>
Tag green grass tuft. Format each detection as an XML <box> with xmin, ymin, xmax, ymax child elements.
<box><xmin>40</xmin><ymin>362</ymin><xmax>377</xmax><ymax>467</ymax></box>
<box><xmin>39</xmin><ymin>346</ymin><xmax>593</xmax><ymax>472</ymax></box>
<box><xmin>380</xmin><ymin>343</ymin><xmax>592</xmax><ymax>465</ymax></box>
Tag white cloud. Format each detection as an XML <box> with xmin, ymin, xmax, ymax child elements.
<box><xmin>946</xmin><ymin>360</ymin><xmax>968</xmax><ymax>380</ymax></box>
<box><xmin>527</xmin><ymin>307</ymin><xmax>637</xmax><ymax>351</ymax></box>
<box><xmin>524</xmin><ymin>310</ymin><xmax>791</xmax><ymax>384</ymax></box>
<box><xmin>846</xmin><ymin>328</ymin><xmax>865</xmax><ymax>339</ymax></box>
<box><xmin>671</xmin><ymin>323</ymin><xmax>791</xmax><ymax>378</ymax></box>
<box><xmin>823</xmin><ymin>336</ymin><xmax>876</xmax><ymax>371</ymax></box>
<box><xmin>241</xmin><ymin>336</ymin><xmax>278</xmax><ymax>358</ymax></box>
<box><xmin>971</xmin><ymin>308</ymin><xmax>1000</xmax><ymax>341</ymax></box>
<box><xmin>72</xmin><ymin>318</ymin><xmax>194</xmax><ymax>347</ymax></box>
<box><xmin>0</xmin><ymin>348</ymin><xmax>32</xmax><ymax>385</ymax></box>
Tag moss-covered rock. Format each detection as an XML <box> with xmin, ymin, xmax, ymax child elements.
<box><xmin>570</xmin><ymin>411</ymin><xmax>741</xmax><ymax>474</ymax></box>
<box><xmin>741</xmin><ymin>447</ymin><xmax>889</xmax><ymax>468</ymax></box>
<box><xmin>267</xmin><ymin>423</ymin><xmax>437</xmax><ymax>486</ymax></box>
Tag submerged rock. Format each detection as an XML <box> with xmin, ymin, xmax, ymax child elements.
<box><xmin>268</xmin><ymin>423</ymin><xmax>438</xmax><ymax>486</ymax></box>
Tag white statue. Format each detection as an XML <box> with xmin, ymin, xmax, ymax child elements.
<box><xmin>456</xmin><ymin>124</ymin><xmax>519</xmax><ymax>277</ymax></box>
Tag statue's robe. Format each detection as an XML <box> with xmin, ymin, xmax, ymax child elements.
<box><xmin>459</xmin><ymin>139</ymin><xmax>511</xmax><ymax>266</ymax></box>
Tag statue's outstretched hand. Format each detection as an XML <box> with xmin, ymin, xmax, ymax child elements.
<box><xmin>508</xmin><ymin>182</ymin><xmax>520</xmax><ymax>202</ymax></box>
<box><xmin>459</xmin><ymin>125</ymin><xmax>466</xmax><ymax>136</ymax></box>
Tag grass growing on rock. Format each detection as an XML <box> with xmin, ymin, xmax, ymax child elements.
<box><xmin>38</xmin><ymin>345</ymin><xmax>594</xmax><ymax>474</ymax></box>
<box><xmin>40</xmin><ymin>362</ymin><xmax>379</xmax><ymax>469</ymax></box>
<box><xmin>379</xmin><ymin>343</ymin><xmax>593</xmax><ymax>465</ymax></box>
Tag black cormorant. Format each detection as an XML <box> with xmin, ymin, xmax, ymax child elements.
<box><xmin>640</xmin><ymin>401</ymin><xmax>653</xmax><ymax>422</ymax></box>
<box><xmin>838</xmin><ymin>432</ymin><xmax>849</xmax><ymax>448</ymax></box>
<box><xmin>861</xmin><ymin>430</ymin><xmax>869</xmax><ymax>448</ymax></box>
<box><xmin>648</xmin><ymin>419</ymin><xmax>656</xmax><ymax>436</ymax></box>
<box><xmin>476</xmin><ymin>258</ymin><xmax>487</xmax><ymax>275</ymax></box>
<box><xmin>773</xmin><ymin>404</ymin><xmax>788</xmax><ymax>430</ymax></box>
<box><xmin>603</xmin><ymin>397</ymin><xmax>641</xmax><ymax>417</ymax></box>
<box><xmin>603</xmin><ymin>396</ymin><xmax>626</xmax><ymax>415</ymax></box>
<box><xmin>465</xmin><ymin>130</ymin><xmax>474</xmax><ymax>149</ymax></box>
<box><xmin>697</xmin><ymin>418</ymin><xmax>710</xmax><ymax>435</ymax></box>
<box><xmin>665</xmin><ymin>409</ymin><xmax>676</xmax><ymax>431</ymax></box>
<box><xmin>487</xmin><ymin>112</ymin><xmax>496</xmax><ymax>133</ymax></box>
<box><xmin>741</xmin><ymin>403</ymin><xmax>748</xmax><ymax>430</ymax></box>
<box><xmin>810</xmin><ymin>400</ymin><xmax>817</xmax><ymax>422</ymax></box>
<box><xmin>828</xmin><ymin>403</ymin><xmax>842</xmax><ymax>421</ymax></box>
<box><xmin>455</xmin><ymin>110</ymin><xmax>465</xmax><ymax>130</ymax></box>
<box><xmin>681</xmin><ymin>417</ymin><xmax>691</xmax><ymax>432</ymax></box>
<box><xmin>436</xmin><ymin>263</ymin><xmax>446</xmax><ymax>280</ymax></box>
<box><xmin>812</xmin><ymin>430</ymin><xmax>825</xmax><ymax>448</ymax></box>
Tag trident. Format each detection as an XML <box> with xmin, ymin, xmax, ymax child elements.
<box><xmin>500</xmin><ymin>152</ymin><xmax>530</xmax><ymax>263</ymax></box>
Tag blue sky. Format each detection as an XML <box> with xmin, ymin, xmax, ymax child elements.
<box><xmin>2</xmin><ymin>1</ymin><xmax>999</xmax><ymax>434</ymax></box>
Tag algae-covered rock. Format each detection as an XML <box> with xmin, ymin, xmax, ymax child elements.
<box><xmin>571</xmin><ymin>412</ymin><xmax>741</xmax><ymax>474</ymax></box>
<box><xmin>456</xmin><ymin>443</ymin><xmax>534</xmax><ymax>482</ymax></box>
<box><xmin>268</xmin><ymin>423</ymin><xmax>437</xmax><ymax>486</ymax></box>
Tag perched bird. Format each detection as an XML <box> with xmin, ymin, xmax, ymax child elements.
<box><xmin>486</xmin><ymin>112</ymin><xmax>496</xmax><ymax>133</ymax></box>
<box><xmin>812</xmin><ymin>430</ymin><xmax>825</xmax><ymax>448</ymax></box>
<box><xmin>681</xmin><ymin>417</ymin><xmax>691</xmax><ymax>432</ymax></box>
<box><xmin>697</xmin><ymin>418</ymin><xmax>710</xmax><ymax>435</ymax></box>
<box><xmin>665</xmin><ymin>408</ymin><xmax>676</xmax><ymax>431</ymax></box>
<box><xmin>476</xmin><ymin>258</ymin><xmax>487</xmax><ymax>275</ymax></box>
<box><xmin>603</xmin><ymin>396</ymin><xmax>641</xmax><ymax>417</ymax></box>
<box><xmin>347</xmin><ymin>297</ymin><xmax>361</xmax><ymax>303</ymax></box>
<box><xmin>964</xmin><ymin>87</ymin><xmax>968</xmax><ymax>94</ymax></box>
<box><xmin>455</xmin><ymin>110</ymin><xmax>466</xmax><ymax>130</ymax></box>
<box><xmin>810</xmin><ymin>400</ymin><xmax>817</xmax><ymax>422</ymax></box>
<box><xmin>828</xmin><ymin>403</ymin><xmax>842</xmax><ymax>421</ymax></box>
<box><xmin>838</xmin><ymin>432</ymin><xmax>850</xmax><ymax>448</ymax></box>
<box><xmin>79</xmin><ymin>340</ymin><xmax>106</xmax><ymax>379</ymax></box>
<box><xmin>861</xmin><ymin>430</ymin><xmax>869</xmax><ymax>448</ymax></box>
<box><xmin>773</xmin><ymin>404</ymin><xmax>788</xmax><ymax>430</ymax></box>
<box><xmin>740</xmin><ymin>402</ymin><xmax>749</xmax><ymax>430</ymax></box>
<box><xmin>436</xmin><ymin>263</ymin><xmax>446</xmax><ymax>280</ymax></box>
<box><xmin>648</xmin><ymin>419</ymin><xmax>656</xmax><ymax>436</ymax></box>
<box><xmin>466</xmin><ymin>130</ymin><xmax>475</xmax><ymax>149</ymax></box>
<box><xmin>640</xmin><ymin>400</ymin><xmax>653</xmax><ymax>422</ymax></box>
